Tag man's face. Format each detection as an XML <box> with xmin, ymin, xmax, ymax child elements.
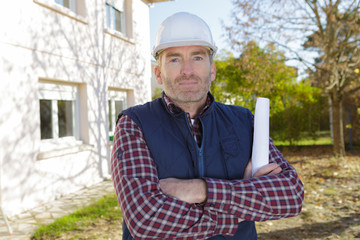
<box><xmin>155</xmin><ymin>46</ymin><xmax>216</xmax><ymax>105</ymax></box>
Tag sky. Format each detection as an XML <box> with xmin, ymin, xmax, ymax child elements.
<box><xmin>149</xmin><ymin>0</ymin><xmax>234</xmax><ymax>56</ymax></box>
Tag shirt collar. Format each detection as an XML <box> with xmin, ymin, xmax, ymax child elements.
<box><xmin>163</xmin><ymin>92</ymin><xmax>212</xmax><ymax>117</ymax></box>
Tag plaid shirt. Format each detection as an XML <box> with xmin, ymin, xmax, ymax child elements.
<box><xmin>163</xmin><ymin>94</ymin><xmax>210</xmax><ymax>146</ymax></box>
<box><xmin>111</xmin><ymin>94</ymin><xmax>304</xmax><ymax>240</ymax></box>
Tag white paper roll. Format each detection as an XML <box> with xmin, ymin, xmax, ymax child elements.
<box><xmin>251</xmin><ymin>97</ymin><xmax>270</xmax><ymax>176</ymax></box>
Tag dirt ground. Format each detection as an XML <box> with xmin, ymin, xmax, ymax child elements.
<box><xmin>55</xmin><ymin>146</ymin><xmax>360</xmax><ymax>240</ymax></box>
<box><xmin>256</xmin><ymin>147</ymin><xmax>360</xmax><ymax>240</ymax></box>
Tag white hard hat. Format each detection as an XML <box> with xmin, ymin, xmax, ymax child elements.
<box><xmin>152</xmin><ymin>12</ymin><xmax>217</xmax><ymax>59</ymax></box>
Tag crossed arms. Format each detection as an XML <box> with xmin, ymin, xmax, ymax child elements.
<box><xmin>111</xmin><ymin>115</ymin><xmax>304</xmax><ymax>239</ymax></box>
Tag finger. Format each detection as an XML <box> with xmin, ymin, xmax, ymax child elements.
<box><xmin>253</xmin><ymin>163</ymin><xmax>276</xmax><ymax>177</ymax></box>
<box><xmin>253</xmin><ymin>163</ymin><xmax>281</xmax><ymax>177</ymax></box>
<box><xmin>268</xmin><ymin>166</ymin><xmax>282</xmax><ymax>175</ymax></box>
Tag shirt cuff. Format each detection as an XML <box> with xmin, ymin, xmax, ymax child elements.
<box><xmin>203</xmin><ymin>177</ymin><xmax>233</xmax><ymax>213</ymax></box>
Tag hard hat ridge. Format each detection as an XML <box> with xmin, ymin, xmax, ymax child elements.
<box><xmin>152</xmin><ymin>12</ymin><xmax>217</xmax><ymax>59</ymax></box>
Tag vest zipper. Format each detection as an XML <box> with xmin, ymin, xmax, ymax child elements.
<box><xmin>198</xmin><ymin>147</ymin><xmax>204</xmax><ymax>178</ymax></box>
<box><xmin>198</xmin><ymin>118</ymin><xmax>205</xmax><ymax>178</ymax></box>
<box><xmin>185</xmin><ymin>113</ymin><xmax>205</xmax><ymax>178</ymax></box>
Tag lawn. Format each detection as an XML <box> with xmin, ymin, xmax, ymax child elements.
<box><xmin>31</xmin><ymin>193</ymin><xmax>122</xmax><ymax>240</ymax></box>
<box><xmin>273</xmin><ymin>132</ymin><xmax>333</xmax><ymax>146</ymax></box>
<box><xmin>32</xmin><ymin>146</ymin><xmax>360</xmax><ymax>240</ymax></box>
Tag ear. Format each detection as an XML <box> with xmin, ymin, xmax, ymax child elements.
<box><xmin>210</xmin><ymin>62</ymin><xmax>216</xmax><ymax>82</ymax></box>
<box><xmin>154</xmin><ymin>65</ymin><xmax>163</xmax><ymax>85</ymax></box>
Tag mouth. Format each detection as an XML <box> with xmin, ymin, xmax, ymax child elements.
<box><xmin>177</xmin><ymin>76</ymin><xmax>199</xmax><ymax>86</ymax></box>
<box><xmin>179</xmin><ymin>80</ymin><xmax>198</xmax><ymax>86</ymax></box>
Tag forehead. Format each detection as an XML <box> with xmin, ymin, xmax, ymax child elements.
<box><xmin>162</xmin><ymin>45</ymin><xmax>210</xmax><ymax>58</ymax></box>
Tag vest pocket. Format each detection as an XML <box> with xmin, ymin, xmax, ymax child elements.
<box><xmin>220</xmin><ymin>135</ymin><xmax>241</xmax><ymax>157</ymax></box>
<box><xmin>220</xmin><ymin>135</ymin><xmax>248</xmax><ymax>179</ymax></box>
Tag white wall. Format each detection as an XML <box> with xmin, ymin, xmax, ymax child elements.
<box><xmin>0</xmin><ymin>0</ymin><xmax>152</xmax><ymax>216</ymax></box>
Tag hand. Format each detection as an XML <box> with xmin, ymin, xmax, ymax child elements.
<box><xmin>159</xmin><ymin>178</ymin><xmax>207</xmax><ymax>204</ymax></box>
<box><xmin>244</xmin><ymin>161</ymin><xmax>282</xmax><ymax>179</ymax></box>
<box><xmin>253</xmin><ymin>163</ymin><xmax>282</xmax><ymax>177</ymax></box>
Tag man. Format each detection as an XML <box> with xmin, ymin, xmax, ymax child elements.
<box><xmin>111</xmin><ymin>12</ymin><xmax>304</xmax><ymax>240</ymax></box>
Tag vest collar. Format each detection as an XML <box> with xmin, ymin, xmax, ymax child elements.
<box><xmin>161</xmin><ymin>92</ymin><xmax>215</xmax><ymax>118</ymax></box>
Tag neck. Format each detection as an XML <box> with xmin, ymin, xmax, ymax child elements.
<box><xmin>175</xmin><ymin>98</ymin><xmax>207</xmax><ymax>119</ymax></box>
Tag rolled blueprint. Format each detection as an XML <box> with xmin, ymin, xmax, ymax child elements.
<box><xmin>251</xmin><ymin>97</ymin><xmax>270</xmax><ymax>176</ymax></box>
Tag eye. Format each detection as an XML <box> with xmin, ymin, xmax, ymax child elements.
<box><xmin>169</xmin><ymin>57</ymin><xmax>179</xmax><ymax>63</ymax></box>
<box><xmin>194</xmin><ymin>56</ymin><xmax>203</xmax><ymax>61</ymax></box>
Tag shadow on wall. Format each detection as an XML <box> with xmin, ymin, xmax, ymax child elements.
<box><xmin>0</xmin><ymin>1</ymin><xmax>149</xmax><ymax>215</ymax></box>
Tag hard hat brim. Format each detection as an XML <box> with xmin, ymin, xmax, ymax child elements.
<box><xmin>152</xmin><ymin>39</ymin><xmax>217</xmax><ymax>59</ymax></box>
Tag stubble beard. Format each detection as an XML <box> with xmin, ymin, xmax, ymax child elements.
<box><xmin>164</xmin><ymin>74</ymin><xmax>212</xmax><ymax>104</ymax></box>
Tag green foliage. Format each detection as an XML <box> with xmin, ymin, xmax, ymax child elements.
<box><xmin>212</xmin><ymin>42</ymin><xmax>297</xmax><ymax>114</ymax></box>
<box><xmin>31</xmin><ymin>193</ymin><xmax>121</xmax><ymax>240</ymax></box>
<box><xmin>271</xmin><ymin>80</ymin><xmax>328</xmax><ymax>145</ymax></box>
<box><xmin>212</xmin><ymin>42</ymin><xmax>329</xmax><ymax>145</ymax></box>
<box><xmin>152</xmin><ymin>87</ymin><xmax>163</xmax><ymax>100</ymax></box>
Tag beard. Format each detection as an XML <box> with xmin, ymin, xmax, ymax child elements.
<box><xmin>163</xmin><ymin>74</ymin><xmax>212</xmax><ymax>104</ymax></box>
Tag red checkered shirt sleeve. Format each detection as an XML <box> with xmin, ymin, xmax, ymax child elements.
<box><xmin>204</xmin><ymin>138</ymin><xmax>304</xmax><ymax>222</ymax></box>
<box><xmin>111</xmin><ymin>115</ymin><xmax>240</xmax><ymax>240</ymax></box>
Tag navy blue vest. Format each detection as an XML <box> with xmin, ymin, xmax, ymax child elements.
<box><xmin>120</xmin><ymin>94</ymin><xmax>257</xmax><ymax>240</ymax></box>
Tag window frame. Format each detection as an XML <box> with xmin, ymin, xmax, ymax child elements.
<box><xmin>105</xmin><ymin>2</ymin><xmax>125</xmax><ymax>34</ymax></box>
<box><xmin>105</xmin><ymin>0</ymin><xmax>133</xmax><ymax>40</ymax></box>
<box><xmin>38</xmin><ymin>82</ymin><xmax>81</xmax><ymax>145</ymax></box>
<box><xmin>108</xmin><ymin>89</ymin><xmax>127</xmax><ymax>140</ymax></box>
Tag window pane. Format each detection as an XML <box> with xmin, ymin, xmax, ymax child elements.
<box><xmin>55</xmin><ymin>0</ymin><xmax>76</xmax><ymax>12</ymax></box>
<box><xmin>55</xmin><ymin>0</ymin><xmax>64</xmax><ymax>5</ymax></box>
<box><xmin>115</xmin><ymin>100</ymin><xmax>124</xmax><ymax>115</ymax></box>
<box><xmin>40</xmin><ymin>100</ymin><xmax>53</xmax><ymax>139</ymax></box>
<box><xmin>58</xmin><ymin>100</ymin><xmax>74</xmax><ymax>137</ymax></box>
<box><xmin>114</xmin><ymin>9</ymin><xmax>122</xmax><ymax>32</ymax></box>
<box><xmin>55</xmin><ymin>0</ymin><xmax>70</xmax><ymax>8</ymax></box>
<box><xmin>63</xmin><ymin>0</ymin><xmax>70</xmax><ymax>8</ymax></box>
<box><xmin>105</xmin><ymin>4</ymin><xmax>111</xmax><ymax>28</ymax></box>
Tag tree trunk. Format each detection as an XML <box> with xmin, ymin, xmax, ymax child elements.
<box><xmin>330</xmin><ymin>89</ymin><xmax>345</xmax><ymax>156</ymax></box>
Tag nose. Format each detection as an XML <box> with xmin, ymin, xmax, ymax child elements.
<box><xmin>180</xmin><ymin>60</ymin><xmax>194</xmax><ymax>76</ymax></box>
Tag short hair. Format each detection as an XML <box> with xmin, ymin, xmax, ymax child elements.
<box><xmin>156</xmin><ymin>47</ymin><xmax>214</xmax><ymax>68</ymax></box>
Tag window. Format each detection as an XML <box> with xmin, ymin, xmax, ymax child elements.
<box><xmin>106</xmin><ymin>3</ymin><xmax>125</xmax><ymax>33</ymax></box>
<box><xmin>39</xmin><ymin>82</ymin><xmax>79</xmax><ymax>140</ymax></box>
<box><xmin>34</xmin><ymin>0</ymin><xmax>87</xmax><ymax>22</ymax></box>
<box><xmin>105</xmin><ymin>0</ymin><xmax>130</xmax><ymax>36</ymax></box>
<box><xmin>55</xmin><ymin>0</ymin><xmax>77</xmax><ymax>13</ymax></box>
<box><xmin>108</xmin><ymin>90</ymin><xmax>127</xmax><ymax>139</ymax></box>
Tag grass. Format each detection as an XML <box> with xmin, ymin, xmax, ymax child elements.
<box><xmin>31</xmin><ymin>193</ymin><xmax>122</xmax><ymax>240</ymax></box>
<box><xmin>273</xmin><ymin>135</ymin><xmax>332</xmax><ymax>146</ymax></box>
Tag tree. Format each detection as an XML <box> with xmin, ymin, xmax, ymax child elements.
<box><xmin>226</xmin><ymin>0</ymin><xmax>360</xmax><ymax>156</ymax></box>
<box><xmin>152</xmin><ymin>87</ymin><xmax>163</xmax><ymax>100</ymax></box>
<box><xmin>213</xmin><ymin>42</ymin><xmax>297</xmax><ymax>114</ymax></box>
<box><xmin>212</xmin><ymin>43</ymin><xmax>326</xmax><ymax>144</ymax></box>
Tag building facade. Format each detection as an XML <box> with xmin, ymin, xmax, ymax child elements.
<box><xmin>0</xmin><ymin>0</ymin><xmax>168</xmax><ymax>216</ymax></box>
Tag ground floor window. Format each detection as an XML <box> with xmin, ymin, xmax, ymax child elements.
<box><xmin>39</xmin><ymin>82</ymin><xmax>79</xmax><ymax>140</ymax></box>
